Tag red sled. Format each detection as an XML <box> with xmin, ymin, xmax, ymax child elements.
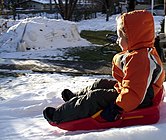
<box><xmin>48</xmin><ymin>87</ymin><xmax>165</xmax><ymax>131</ymax></box>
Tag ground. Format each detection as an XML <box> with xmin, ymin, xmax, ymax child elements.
<box><xmin>0</xmin><ymin>58</ymin><xmax>112</xmax><ymax>77</ymax></box>
<box><xmin>0</xmin><ymin>45</ymin><xmax>117</xmax><ymax>77</ymax></box>
<box><xmin>0</xmin><ymin>55</ymin><xmax>166</xmax><ymax>78</ymax></box>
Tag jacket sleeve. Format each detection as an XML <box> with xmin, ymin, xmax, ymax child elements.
<box><xmin>114</xmin><ymin>51</ymin><xmax>151</xmax><ymax>112</ymax></box>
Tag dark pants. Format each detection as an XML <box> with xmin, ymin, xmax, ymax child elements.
<box><xmin>53</xmin><ymin>79</ymin><xmax>118</xmax><ymax>123</ymax></box>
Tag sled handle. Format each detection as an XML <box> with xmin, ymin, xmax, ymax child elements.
<box><xmin>91</xmin><ymin>110</ymin><xmax>103</xmax><ymax>119</ymax></box>
<box><xmin>121</xmin><ymin>115</ymin><xmax>144</xmax><ymax>120</ymax></box>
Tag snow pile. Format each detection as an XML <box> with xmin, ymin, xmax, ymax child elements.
<box><xmin>0</xmin><ymin>17</ymin><xmax>91</xmax><ymax>52</ymax></box>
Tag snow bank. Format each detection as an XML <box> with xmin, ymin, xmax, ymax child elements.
<box><xmin>0</xmin><ymin>17</ymin><xmax>91</xmax><ymax>52</ymax></box>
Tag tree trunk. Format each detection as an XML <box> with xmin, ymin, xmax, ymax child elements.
<box><xmin>50</xmin><ymin>0</ymin><xmax>52</xmax><ymax>12</ymax></box>
<box><xmin>105</xmin><ymin>0</ymin><xmax>113</xmax><ymax>21</ymax></box>
<box><xmin>0</xmin><ymin>0</ymin><xmax>3</xmax><ymax>11</ymax></box>
<box><xmin>54</xmin><ymin>0</ymin><xmax>78</xmax><ymax>20</ymax></box>
<box><xmin>128</xmin><ymin>0</ymin><xmax>136</xmax><ymax>12</ymax></box>
<box><xmin>10</xmin><ymin>1</ymin><xmax>16</xmax><ymax>20</ymax></box>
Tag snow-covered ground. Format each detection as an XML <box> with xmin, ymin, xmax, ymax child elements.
<box><xmin>0</xmin><ymin>13</ymin><xmax>166</xmax><ymax>140</ymax></box>
<box><xmin>0</xmin><ymin>73</ymin><xmax>166</xmax><ymax>140</ymax></box>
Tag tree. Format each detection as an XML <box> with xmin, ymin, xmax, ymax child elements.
<box><xmin>128</xmin><ymin>0</ymin><xmax>136</xmax><ymax>12</ymax></box>
<box><xmin>95</xmin><ymin>0</ymin><xmax>114</xmax><ymax>21</ymax></box>
<box><xmin>0</xmin><ymin>0</ymin><xmax>4</xmax><ymax>11</ymax></box>
<box><xmin>50</xmin><ymin>0</ymin><xmax>53</xmax><ymax>11</ymax></box>
<box><xmin>54</xmin><ymin>0</ymin><xmax>78</xmax><ymax>20</ymax></box>
<box><xmin>158</xmin><ymin>0</ymin><xmax>164</xmax><ymax>4</ymax></box>
<box><xmin>10</xmin><ymin>0</ymin><xmax>17</xmax><ymax>20</ymax></box>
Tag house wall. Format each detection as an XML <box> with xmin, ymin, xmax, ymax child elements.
<box><xmin>22</xmin><ymin>1</ymin><xmax>44</xmax><ymax>10</ymax></box>
<box><xmin>19</xmin><ymin>0</ymin><xmax>56</xmax><ymax>10</ymax></box>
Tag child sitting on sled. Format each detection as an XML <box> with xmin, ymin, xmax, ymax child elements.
<box><xmin>43</xmin><ymin>10</ymin><xmax>165</xmax><ymax>124</ymax></box>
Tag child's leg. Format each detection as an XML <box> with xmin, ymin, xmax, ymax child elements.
<box><xmin>61</xmin><ymin>79</ymin><xmax>116</xmax><ymax>102</ymax></box>
<box><xmin>44</xmin><ymin>89</ymin><xmax>118</xmax><ymax>123</ymax></box>
<box><xmin>78</xmin><ymin>79</ymin><xmax>117</xmax><ymax>95</ymax></box>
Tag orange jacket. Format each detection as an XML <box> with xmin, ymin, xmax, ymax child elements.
<box><xmin>112</xmin><ymin>10</ymin><xmax>165</xmax><ymax>112</ymax></box>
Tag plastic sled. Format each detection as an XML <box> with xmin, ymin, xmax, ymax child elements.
<box><xmin>48</xmin><ymin>87</ymin><xmax>164</xmax><ymax>131</ymax></box>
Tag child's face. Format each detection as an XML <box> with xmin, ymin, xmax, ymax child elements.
<box><xmin>116</xmin><ymin>29</ymin><xmax>128</xmax><ymax>51</ymax></box>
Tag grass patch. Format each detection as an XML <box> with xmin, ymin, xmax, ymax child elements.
<box><xmin>64</xmin><ymin>30</ymin><xmax>120</xmax><ymax>62</ymax></box>
<box><xmin>80</xmin><ymin>30</ymin><xmax>117</xmax><ymax>45</ymax></box>
<box><xmin>64</xmin><ymin>46</ymin><xmax>116</xmax><ymax>62</ymax></box>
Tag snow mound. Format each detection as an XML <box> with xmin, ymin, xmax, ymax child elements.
<box><xmin>0</xmin><ymin>17</ymin><xmax>91</xmax><ymax>52</ymax></box>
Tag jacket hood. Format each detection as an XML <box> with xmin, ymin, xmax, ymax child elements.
<box><xmin>121</xmin><ymin>10</ymin><xmax>155</xmax><ymax>51</ymax></box>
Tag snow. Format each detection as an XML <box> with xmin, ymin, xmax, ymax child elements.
<box><xmin>0</xmin><ymin>13</ymin><xmax>166</xmax><ymax>140</ymax></box>
<box><xmin>0</xmin><ymin>73</ymin><xmax>166</xmax><ymax>140</ymax></box>
<box><xmin>0</xmin><ymin>17</ymin><xmax>90</xmax><ymax>52</ymax></box>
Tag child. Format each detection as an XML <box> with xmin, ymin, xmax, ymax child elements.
<box><xmin>43</xmin><ymin>10</ymin><xmax>165</xmax><ymax>124</ymax></box>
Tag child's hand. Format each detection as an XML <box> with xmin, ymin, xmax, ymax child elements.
<box><xmin>100</xmin><ymin>102</ymin><xmax>123</xmax><ymax>122</ymax></box>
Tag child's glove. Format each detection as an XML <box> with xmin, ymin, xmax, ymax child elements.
<box><xmin>100</xmin><ymin>102</ymin><xmax>123</xmax><ymax>122</ymax></box>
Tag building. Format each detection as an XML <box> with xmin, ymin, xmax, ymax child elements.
<box><xmin>18</xmin><ymin>0</ymin><xmax>56</xmax><ymax>10</ymax></box>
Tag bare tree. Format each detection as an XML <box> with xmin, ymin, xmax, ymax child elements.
<box><xmin>0</xmin><ymin>0</ymin><xmax>4</xmax><ymax>11</ymax></box>
<box><xmin>50</xmin><ymin>0</ymin><xmax>53</xmax><ymax>11</ymax></box>
<box><xmin>9</xmin><ymin>0</ymin><xmax>17</xmax><ymax>20</ymax></box>
<box><xmin>128</xmin><ymin>0</ymin><xmax>136</xmax><ymax>12</ymax></box>
<box><xmin>95</xmin><ymin>0</ymin><xmax>114</xmax><ymax>21</ymax></box>
<box><xmin>54</xmin><ymin>0</ymin><xmax>78</xmax><ymax>20</ymax></box>
<box><xmin>8</xmin><ymin>0</ymin><xmax>22</xmax><ymax>19</ymax></box>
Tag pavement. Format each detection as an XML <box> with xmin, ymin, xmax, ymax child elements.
<box><xmin>0</xmin><ymin>59</ymin><xmax>166</xmax><ymax>79</ymax></box>
<box><xmin>0</xmin><ymin>59</ymin><xmax>112</xmax><ymax>77</ymax></box>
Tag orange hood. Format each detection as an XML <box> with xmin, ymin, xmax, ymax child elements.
<box><xmin>121</xmin><ymin>10</ymin><xmax>155</xmax><ymax>51</ymax></box>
